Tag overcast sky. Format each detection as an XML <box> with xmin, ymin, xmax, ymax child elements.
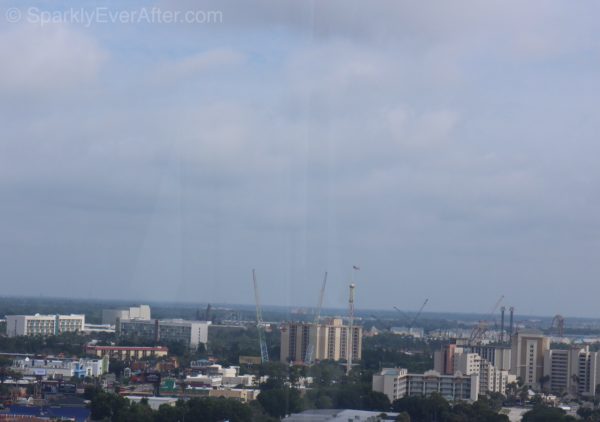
<box><xmin>1</xmin><ymin>1</ymin><xmax>600</xmax><ymax>317</ymax></box>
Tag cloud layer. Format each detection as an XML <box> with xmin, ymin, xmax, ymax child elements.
<box><xmin>1</xmin><ymin>1</ymin><xmax>600</xmax><ymax>316</ymax></box>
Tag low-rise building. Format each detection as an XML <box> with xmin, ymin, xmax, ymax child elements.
<box><xmin>284</xmin><ymin>409</ymin><xmax>399</xmax><ymax>422</ymax></box>
<box><xmin>372</xmin><ymin>368</ymin><xmax>479</xmax><ymax>403</ymax></box>
<box><xmin>119</xmin><ymin>319</ymin><xmax>210</xmax><ymax>349</ymax></box>
<box><xmin>208</xmin><ymin>388</ymin><xmax>260</xmax><ymax>403</ymax></box>
<box><xmin>85</xmin><ymin>345</ymin><xmax>169</xmax><ymax>360</ymax></box>
<box><xmin>12</xmin><ymin>356</ymin><xmax>108</xmax><ymax>378</ymax></box>
<box><xmin>6</xmin><ymin>314</ymin><xmax>85</xmax><ymax>337</ymax></box>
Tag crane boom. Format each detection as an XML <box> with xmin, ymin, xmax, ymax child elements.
<box><xmin>469</xmin><ymin>295</ymin><xmax>504</xmax><ymax>345</ymax></box>
<box><xmin>252</xmin><ymin>269</ymin><xmax>269</xmax><ymax>363</ymax></box>
<box><xmin>409</xmin><ymin>298</ymin><xmax>429</xmax><ymax>329</ymax></box>
<box><xmin>304</xmin><ymin>272</ymin><xmax>327</xmax><ymax>365</ymax></box>
<box><xmin>393</xmin><ymin>306</ymin><xmax>412</xmax><ymax>324</ymax></box>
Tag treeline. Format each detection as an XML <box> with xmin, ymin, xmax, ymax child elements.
<box><xmin>88</xmin><ymin>392</ymin><xmax>258</xmax><ymax>422</ymax></box>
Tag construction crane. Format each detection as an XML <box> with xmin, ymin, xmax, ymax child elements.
<box><xmin>394</xmin><ymin>298</ymin><xmax>429</xmax><ymax>330</ymax></box>
<box><xmin>346</xmin><ymin>266</ymin><xmax>359</xmax><ymax>375</ymax></box>
<box><xmin>469</xmin><ymin>295</ymin><xmax>504</xmax><ymax>344</ymax></box>
<box><xmin>371</xmin><ymin>314</ymin><xmax>392</xmax><ymax>332</ymax></box>
<box><xmin>304</xmin><ymin>272</ymin><xmax>328</xmax><ymax>365</ymax></box>
<box><xmin>252</xmin><ymin>269</ymin><xmax>269</xmax><ymax>363</ymax></box>
<box><xmin>410</xmin><ymin>298</ymin><xmax>429</xmax><ymax>329</ymax></box>
<box><xmin>393</xmin><ymin>306</ymin><xmax>412</xmax><ymax>325</ymax></box>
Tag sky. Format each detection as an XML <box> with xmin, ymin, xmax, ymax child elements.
<box><xmin>1</xmin><ymin>1</ymin><xmax>600</xmax><ymax>317</ymax></box>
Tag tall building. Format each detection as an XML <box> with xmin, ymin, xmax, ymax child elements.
<box><xmin>6</xmin><ymin>314</ymin><xmax>85</xmax><ymax>337</ymax></box>
<box><xmin>102</xmin><ymin>305</ymin><xmax>151</xmax><ymax>325</ymax></box>
<box><xmin>433</xmin><ymin>343</ymin><xmax>459</xmax><ymax>375</ymax></box>
<box><xmin>510</xmin><ymin>330</ymin><xmax>550</xmax><ymax>388</ymax></box>
<box><xmin>543</xmin><ymin>346</ymin><xmax>600</xmax><ymax>397</ymax></box>
<box><xmin>280</xmin><ymin>318</ymin><xmax>362</xmax><ymax>364</ymax></box>
<box><xmin>470</xmin><ymin>345</ymin><xmax>511</xmax><ymax>371</ymax></box>
<box><xmin>119</xmin><ymin>319</ymin><xmax>210</xmax><ymax>349</ymax></box>
<box><xmin>373</xmin><ymin>368</ymin><xmax>479</xmax><ymax>403</ymax></box>
<box><xmin>434</xmin><ymin>342</ymin><xmax>514</xmax><ymax>395</ymax></box>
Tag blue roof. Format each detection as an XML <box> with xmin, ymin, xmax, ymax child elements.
<box><xmin>6</xmin><ymin>405</ymin><xmax>90</xmax><ymax>422</ymax></box>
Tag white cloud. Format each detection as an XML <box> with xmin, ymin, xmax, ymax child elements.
<box><xmin>0</xmin><ymin>23</ymin><xmax>106</xmax><ymax>95</ymax></box>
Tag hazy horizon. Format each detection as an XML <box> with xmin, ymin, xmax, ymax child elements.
<box><xmin>2</xmin><ymin>1</ymin><xmax>600</xmax><ymax>317</ymax></box>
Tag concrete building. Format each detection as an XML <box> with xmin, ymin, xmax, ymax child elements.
<box><xmin>85</xmin><ymin>345</ymin><xmax>169</xmax><ymax>360</ymax></box>
<box><xmin>434</xmin><ymin>343</ymin><xmax>460</xmax><ymax>375</ymax></box>
<box><xmin>119</xmin><ymin>319</ymin><xmax>210</xmax><ymax>349</ymax></box>
<box><xmin>12</xmin><ymin>356</ymin><xmax>108</xmax><ymax>378</ymax></box>
<box><xmin>6</xmin><ymin>314</ymin><xmax>85</xmax><ymax>337</ymax></box>
<box><xmin>372</xmin><ymin>368</ymin><xmax>479</xmax><ymax>403</ymax></box>
<box><xmin>83</xmin><ymin>323</ymin><xmax>116</xmax><ymax>334</ymax></box>
<box><xmin>510</xmin><ymin>330</ymin><xmax>550</xmax><ymax>388</ymax></box>
<box><xmin>208</xmin><ymin>388</ymin><xmax>260</xmax><ymax>403</ymax></box>
<box><xmin>280</xmin><ymin>318</ymin><xmax>362</xmax><ymax>364</ymax></box>
<box><xmin>543</xmin><ymin>346</ymin><xmax>600</xmax><ymax>397</ymax></box>
<box><xmin>102</xmin><ymin>305</ymin><xmax>151</xmax><ymax>325</ymax></box>
<box><xmin>435</xmin><ymin>343</ymin><xmax>514</xmax><ymax>395</ymax></box>
<box><xmin>454</xmin><ymin>352</ymin><xmax>481</xmax><ymax>375</ymax></box>
<box><xmin>470</xmin><ymin>345</ymin><xmax>511</xmax><ymax>371</ymax></box>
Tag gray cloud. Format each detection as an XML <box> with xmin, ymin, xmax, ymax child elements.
<box><xmin>1</xmin><ymin>1</ymin><xmax>600</xmax><ymax>316</ymax></box>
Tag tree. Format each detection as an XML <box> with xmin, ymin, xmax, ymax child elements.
<box><xmin>519</xmin><ymin>385</ymin><xmax>530</xmax><ymax>403</ymax></box>
<box><xmin>395</xmin><ymin>412</ymin><xmax>411</xmax><ymax>422</ymax></box>
<box><xmin>522</xmin><ymin>404</ymin><xmax>576</xmax><ymax>422</ymax></box>
<box><xmin>362</xmin><ymin>391</ymin><xmax>391</xmax><ymax>412</ymax></box>
<box><xmin>257</xmin><ymin>387</ymin><xmax>304</xmax><ymax>418</ymax></box>
<box><xmin>539</xmin><ymin>375</ymin><xmax>551</xmax><ymax>392</ymax></box>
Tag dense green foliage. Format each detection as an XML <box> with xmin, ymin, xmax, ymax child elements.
<box><xmin>88</xmin><ymin>392</ymin><xmax>253</xmax><ymax>422</ymax></box>
<box><xmin>577</xmin><ymin>406</ymin><xmax>600</xmax><ymax>421</ymax></box>
<box><xmin>0</xmin><ymin>332</ymin><xmax>109</xmax><ymax>355</ymax></box>
<box><xmin>391</xmin><ymin>393</ymin><xmax>509</xmax><ymax>422</ymax></box>
<box><xmin>521</xmin><ymin>404</ymin><xmax>576</xmax><ymax>421</ymax></box>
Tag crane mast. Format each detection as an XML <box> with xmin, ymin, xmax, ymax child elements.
<box><xmin>409</xmin><ymin>298</ymin><xmax>429</xmax><ymax>329</ymax></box>
<box><xmin>346</xmin><ymin>282</ymin><xmax>355</xmax><ymax>375</ymax></box>
<box><xmin>304</xmin><ymin>272</ymin><xmax>327</xmax><ymax>365</ymax></box>
<box><xmin>253</xmin><ymin>269</ymin><xmax>269</xmax><ymax>363</ymax></box>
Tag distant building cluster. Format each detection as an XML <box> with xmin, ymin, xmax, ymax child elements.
<box><xmin>12</xmin><ymin>356</ymin><xmax>109</xmax><ymax>379</ymax></box>
<box><xmin>374</xmin><ymin>329</ymin><xmax>600</xmax><ymax>402</ymax></box>
<box><xmin>512</xmin><ymin>330</ymin><xmax>600</xmax><ymax>396</ymax></box>
<box><xmin>280</xmin><ymin>318</ymin><xmax>362</xmax><ymax>363</ymax></box>
<box><xmin>184</xmin><ymin>361</ymin><xmax>262</xmax><ymax>403</ymax></box>
<box><xmin>102</xmin><ymin>305</ymin><xmax>151</xmax><ymax>326</ymax></box>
